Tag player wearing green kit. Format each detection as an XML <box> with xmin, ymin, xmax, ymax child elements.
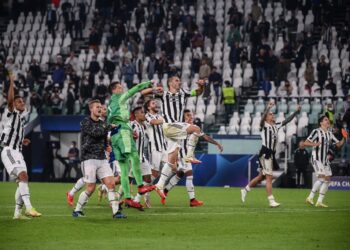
<box><xmin>107</xmin><ymin>81</ymin><xmax>156</xmax><ymax>209</ymax></box>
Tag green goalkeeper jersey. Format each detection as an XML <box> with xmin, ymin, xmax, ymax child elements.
<box><xmin>107</xmin><ymin>81</ymin><xmax>152</xmax><ymax>125</ymax></box>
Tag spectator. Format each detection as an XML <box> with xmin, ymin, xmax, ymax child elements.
<box><xmin>64</xmin><ymin>141</ymin><xmax>80</xmax><ymax>180</ymax></box>
<box><xmin>317</xmin><ymin>55</ymin><xmax>330</xmax><ymax>89</ymax></box>
<box><xmin>191</xmin><ymin>30</ymin><xmax>204</xmax><ymax>49</ymax></box>
<box><xmin>66</xmin><ymin>83</ymin><xmax>76</xmax><ymax>115</ymax></box>
<box><xmin>88</xmin><ymin>55</ymin><xmax>101</xmax><ymax>75</ymax></box>
<box><xmin>229</xmin><ymin>42</ymin><xmax>241</xmax><ymax>70</ymax></box>
<box><xmin>121</xmin><ymin>58</ymin><xmax>135</xmax><ymax>89</ymax></box>
<box><xmin>260</xmin><ymin>77</ymin><xmax>272</xmax><ymax>97</ymax></box>
<box><xmin>342</xmin><ymin>66</ymin><xmax>350</xmax><ymax>94</ymax></box>
<box><xmin>62</xmin><ymin>0</ymin><xmax>74</xmax><ymax>36</ymax></box>
<box><xmin>304</xmin><ymin>61</ymin><xmax>315</xmax><ymax>86</ymax></box>
<box><xmin>180</xmin><ymin>29</ymin><xmax>191</xmax><ymax>53</ymax></box>
<box><xmin>52</xmin><ymin>64</ymin><xmax>65</xmax><ymax>88</ymax></box>
<box><xmin>227</xmin><ymin>24</ymin><xmax>241</xmax><ymax>46</ymax></box>
<box><xmin>245</xmin><ymin>14</ymin><xmax>257</xmax><ymax>36</ymax></box>
<box><xmin>304</xmin><ymin>32</ymin><xmax>314</xmax><ymax>60</ymax></box>
<box><xmin>287</xmin><ymin>15</ymin><xmax>298</xmax><ymax>45</ymax></box>
<box><xmin>293</xmin><ymin>41</ymin><xmax>306</xmax><ymax>69</ymax></box>
<box><xmin>51</xmin><ymin>84</ymin><xmax>64</xmax><ymax>114</ymax></box>
<box><xmin>135</xmin><ymin>3</ymin><xmax>145</xmax><ymax>29</ymax></box>
<box><xmin>73</xmin><ymin>7</ymin><xmax>83</xmax><ymax>40</ymax></box>
<box><xmin>228</xmin><ymin>4</ymin><xmax>243</xmax><ymax>27</ymax></box>
<box><xmin>199</xmin><ymin>59</ymin><xmax>211</xmax><ymax>79</ymax></box>
<box><xmin>294</xmin><ymin>140</ymin><xmax>309</xmax><ymax>188</ymax></box>
<box><xmin>109</xmin><ymin>46</ymin><xmax>120</xmax><ymax>66</ymax></box>
<box><xmin>46</xmin><ymin>4</ymin><xmax>57</xmax><ymax>38</ymax></box>
<box><xmin>255</xmin><ymin>48</ymin><xmax>267</xmax><ymax>84</ymax></box>
<box><xmin>65</xmin><ymin>52</ymin><xmax>79</xmax><ymax>72</ymax></box>
<box><xmin>275</xmin><ymin>14</ymin><xmax>287</xmax><ymax>38</ymax></box>
<box><xmin>161</xmin><ymin>35</ymin><xmax>175</xmax><ymax>60</ymax></box>
<box><xmin>103</xmin><ymin>58</ymin><xmax>115</xmax><ymax>80</ymax></box>
<box><xmin>277</xmin><ymin>80</ymin><xmax>293</xmax><ymax>97</ymax></box>
<box><xmin>222</xmin><ymin>80</ymin><xmax>236</xmax><ymax>125</ymax></box>
<box><xmin>29</xmin><ymin>59</ymin><xmax>41</xmax><ymax>81</ymax></box>
<box><xmin>89</xmin><ymin>27</ymin><xmax>100</xmax><ymax>52</ymax></box>
<box><xmin>325</xmin><ymin>77</ymin><xmax>337</xmax><ymax>96</ymax></box>
<box><xmin>206</xmin><ymin>15</ymin><xmax>218</xmax><ymax>45</ymax></box>
<box><xmin>147</xmin><ymin>54</ymin><xmax>159</xmax><ymax>80</ymax></box>
<box><xmin>258</xmin><ymin>16</ymin><xmax>270</xmax><ymax>39</ymax></box>
<box><xmin>80</xmin><ymin>74</ymin><xmax>93</xmax><ymax>102</ymax></box>
<box><xmin>157</xmin><ymin>52</ymin><xmax>169</xmax><ymax>78</ymax></box>
<box><xmin>251</xmin><ymin>0</ymin><xmax>262</xmax><ymax>22</ymax></box>
<box><xmin>30</xmin><ymin>91</ymin><xmax>42</xmax><ymax>114</ymax></box>
<box><xmin>94</xmin><ymin>77</ymin><xmax>108</xmax><ymax>104</ymax></box>
<box><xmin>324</xmin><ymin>102</ymin><xmax>335</xmax><ymax>125</ymax></box>
<box><xmin>208</xmin><ymin>66</ymin><xmax>223</xmax><ymax>101</ymax></box>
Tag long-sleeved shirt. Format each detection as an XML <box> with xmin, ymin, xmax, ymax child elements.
<box><xmin>80</xmin><ymin>117</ymin><xmax>108</xmax><ymax>161</ymax></box>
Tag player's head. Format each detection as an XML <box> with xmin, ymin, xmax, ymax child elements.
<box><xmin>318</xmin><ymin>115</ymin><xmax>330</xmax><ymax>129</ymax></box>
<box><xmin>298</xmin><ymin>140</ymin><xmax>305</xmax><ymax>149</ymax></box>
<box><xmin>265</xmin><ymin>111</ymin><xmax>275</xmax><ymax>124</ymax></box>
<box><xmin>133</xmin><ymin>106</ymin><xmax>145</xmax><ymax>122</ymax></box>
<box><xmin>183</xmin><ymin>109</ymin><xmax>193</xmax><ymax>124</ymax></box>
<box><xmin>145</xmin><ymin>99</ymin><xmax>158</xmax><ymax>113</ymax></box>
<box><xmin>14</xmin><ymin>95</ymin><xmax>25</xmax><ymax>112</ymax></box>
<box><xmin>88</xmin><ymin>99</ymin><xmax>102</xmax><ymax>118</ymax></box>
<box><xmin>167</xmin><ymin>76</ymin><xmax>181</xmax><ymax>91</ymax></box>
<box><xmin>101</xmin><ymin>104</ymin><xmax>107</xmax><ymax>118</ymax></box>
<box><xmin>109</xmin><ymin>81</ymin><xmax>123</xmax><ymax>94</ymax></box>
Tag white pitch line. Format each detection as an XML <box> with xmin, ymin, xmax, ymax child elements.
<box><xmin>1</xmin><ymin>208</ymin><xmax>350</xmax><ymax>219</ymax></box>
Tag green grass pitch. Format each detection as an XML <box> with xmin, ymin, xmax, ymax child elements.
<box><xmin>0</xmin><ymin>182</ymin><xmax>349</xmax><ymax>250</ymax></box>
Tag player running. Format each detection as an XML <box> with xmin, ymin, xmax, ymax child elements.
<box><xmin>240</xmin><ymin>102</ymin><xmax>301</xmax><ymax>207</ymax></box>
<box><xmin>304</xmin><ymin>115</ymin><xmax>346</xmax><ymax>207</ymax></box>
<box><xmin>0</xmin><ymin>75</ymin><xmax>41</xmax><ymax>219</ymax></box>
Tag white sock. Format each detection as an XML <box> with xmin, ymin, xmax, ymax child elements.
<box><xmin>317</xmin><ymin>181</ymin><xmax>330</xmax><ymax>203</ymax></box>
<box><xmin>308</xmin><ymin>180</ymin><xmax>323</xmax><ymax>199</ymax></box>
<box><xmin>18</xmin><ymin>181</ymin><xmax>32</xmax><ymax>210</ymax></box>
<box><xmin>14</xmin><ymin>187</ymin><xmax>24</xmax><ymax>216</ymax></box>
<box><xmin>117</xmin><ymin>185</ymin><xmax>123</xmax><ymax>201</ymax></box>
<box><xmin>186</xmin><ymin>176</ymin><xmax>195</xmax><ymax>200</ymax></box>
<box><xmin>107</xmin><ymin>189</ymin><xmax>119</xmax><ymax>214</ymax></box>
<box><xmin>134</xmin><ymin>193</ymin><xmax>142</xmax><ymax>203</ymax></box>
<box><xmin>267</xmin><ymin>195</ymin><xmax>275</xmax><ymax>203</ymax></box>
<box><xmin>165</xmin><ymin>175</ymin><xmax>181</xmax><ymax>192</ymax></box>
<box><xmin>245</xmin><ymin>185</ymin><xmax>251</xmax><ymax>192</ymax></box>
<box><xmin>69</xmin><ymin>177</ymin><xmax>85</xmax><ymax>196</ymax></box>
<box><xmin>186</xmin><ymin>133</ymin><xmax>200</xmax><ymax>158</ymax></box>
<box><xmin>101</xmin><ymin>184</ymin><xmax>108</xmax><ymax>192</ymax></box>
<box><xmin>75</xmin><ymin>191</ymin><xmax>91</xmax><ymax>212</ymax></box>
<box><xmin>156</xmin><ymin>163</ymin><xmax>174</xmax><ymax>189</ymax></box>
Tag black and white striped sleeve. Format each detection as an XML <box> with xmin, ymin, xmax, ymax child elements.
<box><xmin>307</xmin><ymin>129</ymin><xmax>318</xmax><ymax>142</ymax></box>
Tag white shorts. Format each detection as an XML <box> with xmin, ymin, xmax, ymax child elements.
<box><xmin>163</xmin><ymin>123</ymin><xmax>190</xmax><ymax>154</ymax></box>
<box><xmin>259</xmin><ymin>155</ymin><xmax>273</xmax><ymax>176</ymax></box>
<box><xmin>81</xmin><ymin>159</ymin><xmax>113</xmax><ymax>183</ymax></box>
<box><xmin>1</xmin><ymin>147</ymin><xmax>27</xmax><ymax>179</ymax></box>
<box><xmin>177</xmin><ymin>159</ymin><xmax>192</xmax><ymax>173</ymax></box>
<box><xmin>149</xmin><ymin>150</ymin><xmax>166</xmax><ymax>171</ymax></box>
<box><xmin>110</xmin><ymin>160</ymin><xmax>121</xmax><ymax>176</ymax></box>
<box><xmin>312</xmin><ymin>158</ymin><xmax>332</xmax><ymax>177</ymax></box>
<box><xmin>129</xmin><ymin>159</ymin><xmax>152</xmax><ymax>177</ymax></box>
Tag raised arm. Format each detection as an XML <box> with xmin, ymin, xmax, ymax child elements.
<box><xmin>192</xmin><ymin>79</ymin><xmax>205</xmax><ymax>96</ymax></box>
<box><xmin>120</xmin><ymin>80</ymin><xmax>152</xmax><ymax>103</ymax></box>
<box><xmin>260</xmin><ymin>102</ymin><xmax>274</xmax><ymax>129</ymax></box>
<box><xmin>203</xmin><ymin>134</ymin><xmax>223</xmax><ymax>152</ymax></box>
<box><xmin>7</xmin><ymin>75</ymin><xmax>15</xmax><ymax>112</ymax></box>
<box><xmin>281</xmin><ymin>105</ymin><xmax>301</xmax><ymax>126</ymax></box>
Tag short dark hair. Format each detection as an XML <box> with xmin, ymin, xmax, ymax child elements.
<box><xmin>318</xmin><ymin>115</ymin><xmax>327</xmax><ymax>126</ymax></box>
<box><xmin>109</xmin><ymin>81</ymin><xmax>121</xmax><ymax>93</ymax></box>
<box><xmin>144</xmin><ymin>99</ymin><xmax>153</xmax><ymax>112</ymax></box>
<box><xmin>14</xmin><ymin>95</ymin><xmax>22</xmax><ymax>101</ymax></box>
<box><xmin>88</xmin><ymin>99</ymin><xmax>101</xmax><ymax>108</ymax></box>
<box><xmin>132</xmin><ymin>106</ymin><xmax>143</xmax><ymax>115</ymax></box>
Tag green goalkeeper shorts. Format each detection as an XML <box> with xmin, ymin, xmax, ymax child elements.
<box><xmin>111</xmin><ymin>126</ymin><xmax>137</xmax><ymax>161</ymax></box>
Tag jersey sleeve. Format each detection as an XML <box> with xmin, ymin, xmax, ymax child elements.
<box><xmin>120</xmin><ymin>81</ymin><xmax>152</xmax><ymax>103</ymax></box>
<box><xmin>330</xmin><ymin>132</ymin><xmax>340</xmax><ymax>144</ymax></box>
<box><xmin>275</xmin><ymin>122</ymin><xmax>283</xmax><ymax>130</ymax></box>
<box><xmin>307</xmin><ymin>129</ymin><xmax>318</xmax><ymax>142</ymax></box>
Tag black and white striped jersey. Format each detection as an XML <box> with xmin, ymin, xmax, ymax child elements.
<box><xmin>157</xmin><ymin>88</ymin><xmax>192</xmax><ymax>123</ymax></box>
<box><xmin>307</xmin><ymin>128</ymin><xmax>339</xmax><ymax>165</ymax></box>
<box><xmin>179</xmin><ymin>137</ymin><xmax>188</xmax><ymax>159</ymax></box>
<box><xmin>131</xmin><ymin>120</ymin><xmax>146</xmax><ymax>162</ymax></box>
<box><xmin>260</xmin><ymin>122</ymin><xmax>283</xmax><ymax>151</ymax></box>
<box><xmin>0</xmin><ymin>108</ymin><xmax>26</xmax><ymax>151</ymax></box>
<box><xmin>145</xmin><ymin>112</ymin><xmax>166</xmax><ymax>152</ymax></box>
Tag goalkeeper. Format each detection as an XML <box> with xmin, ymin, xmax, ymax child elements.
<box><xmin>107</xmin><ymin>81</ymin><xmax>156</xmax><ymax>209</ymax></box>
